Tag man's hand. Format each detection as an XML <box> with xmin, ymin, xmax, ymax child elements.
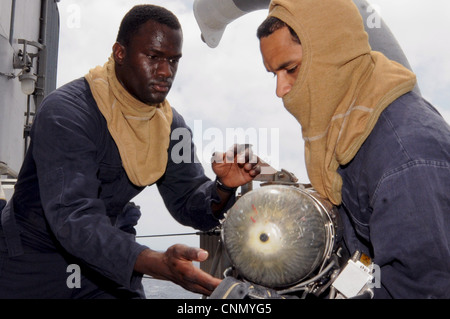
<box><xmin>212</xmin><ymin>144</ymin><xmax>261</xmax><ymax>188</ymax></box>
<box><xmin>134</xmin><ymin>245</ymin><xmax>221</xmax><ymax>296</ymax></box>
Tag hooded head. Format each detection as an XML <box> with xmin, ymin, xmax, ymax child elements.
<box><xmin>258</xmin><ymin>0</ymin><xmax>417</xmax><ymax>204</ymax></box>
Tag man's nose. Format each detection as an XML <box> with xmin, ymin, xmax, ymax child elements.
<box><xmin>276</xmin><ymin>75</ymin><xmax>292</xmax><ymax>98</ymax></box>
<box><xmin>155</xmin><ymin>60</ymin><xmax>173</xmax><ymax>78</ymax></box>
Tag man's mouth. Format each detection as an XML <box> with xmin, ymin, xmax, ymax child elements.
<box><xmin>151</xmin><ymin>82</ymin><xmax>171</xmax><ymax>93</ymax></box>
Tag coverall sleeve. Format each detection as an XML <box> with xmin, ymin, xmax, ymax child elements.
<box><xmin>157</xmin><ymin>109</ymin><xmax>235</xmax><ymax>231</ymax></box>
<box><xmin>31</xmin><ymin>98</ymin><xmax>147</xmax><ymax>291</ymax></box>
<box><xmin>370</xmin><ymin>162</ymin><xmax>450</xmax><ymax>298</ymax></box>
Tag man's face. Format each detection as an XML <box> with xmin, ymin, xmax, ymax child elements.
<box><xmin>260</xmin><ymin>26</ymin><xmax>303</xmax><ymax>98</ymax></box>
<box><xmin>114</xmin><ymin>20</ymin><xmax>183</xmax><ymax>105</ymax></box>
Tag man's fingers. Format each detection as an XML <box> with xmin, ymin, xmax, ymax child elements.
<box><xmin>223</xmin><ymin>144</ymin><xmax>255</xmax><ymax>163</ymax></box>
<box><xmin>186</xmin><ymin>269</ymin><xmax>222</xmax><ymax>295</ymax></box>
<box><xmin>186</xmin><ymin>279</ymin><xmax>221</xmax><ymax>296</ymax></box>
<box><xmin>168</xmin><ymin>245</ymin><xmax>221</xmax><ymax>296</ymax></box>
<box><xmin>197</xmin><ymin>249</ymin><xmax>209</xmax><ymax>262</ymax></box>
<box><xmin>211</xmin><ymin>151</ymin><xmax>225</xmax><ymax>163</ymax></box>
<box><xmin>214</xmin><ymin>144</ymin><xmax>259</xmax><ymax>165</ymax></box>
<box><xmin>244</xmin><ymin>163</ymin><xmax>261</xmax><ymax>176</ymax></box>
<box><xmin>170</xmin><ymin>245</ymin><xmax>204</xmax><ymax>261</ymax></box>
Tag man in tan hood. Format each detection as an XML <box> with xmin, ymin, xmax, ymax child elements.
<box><xmin>257</xmin><ymin>0</ymin><xmax>450</xmax><ymax>298</ymax></box>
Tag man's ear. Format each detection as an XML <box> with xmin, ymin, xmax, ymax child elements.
<box><xmin>113</xmin><ymin>42</ymin><xmax>126</xmax><ymax>65</ymax></box>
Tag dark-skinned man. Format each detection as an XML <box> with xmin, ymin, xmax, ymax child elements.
<box><xmin>0</xmin><ymin>4</ymin><xmax>260</xmax><ymax>299</ymax></box>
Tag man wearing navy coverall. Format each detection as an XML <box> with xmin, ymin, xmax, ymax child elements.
<box><xmin>257</xmin><ymin>0</ymin><xmax>450</xmax><ymax>298</ymax></box>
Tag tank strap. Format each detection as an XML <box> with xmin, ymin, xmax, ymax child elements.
<box><xmin>210</xmin><ymin>276</ymin><xmax>292</xmax><ymax>299</ymax></box>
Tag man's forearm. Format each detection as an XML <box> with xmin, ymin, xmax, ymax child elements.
<box><xmin>211</xmin><ymin>184</ymin><xmax>235</xmax><ymax>219</ymax></box>
<box><xmin>134</xmin><ymin>248</ymin><xmax>167</xmax><ymax>279</ymax></box>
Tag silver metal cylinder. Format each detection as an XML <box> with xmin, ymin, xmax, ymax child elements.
<box><xmin>222</xmin><ymin>185</ymin><xmax>340</xmax><ymax>288</ymax></box>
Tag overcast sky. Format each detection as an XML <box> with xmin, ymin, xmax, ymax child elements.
<box><xmin>56</xmin><ymin>0</ymin><xmax>450</xmax><ymax>251</ymax></box>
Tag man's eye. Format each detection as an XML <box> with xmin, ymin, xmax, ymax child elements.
<box><xmin>287</xmin><ymin>66</ymin><xmax>298</xmax><ymax>74</ymax></box>
<box><xmin>147</xmin><ymin>55</ymin><xmax>179</xmax><ymax>64</ymax></box>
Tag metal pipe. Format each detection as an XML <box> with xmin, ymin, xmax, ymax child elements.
<box><xmin>39</xmin><ymin>0</ymin><xmax>48</xmax><ymax>45</ymax></box>
<box><xmin>9</xmin><ymin>0</ymin><xmax>16</xmax><ymax>45</ymax></box>
<box><xmin>35</xmin><ymin>0</ymin><xmax>48</xmax><ymax>109</ymax></box>
<box><xmin>24</xmin><ymin>94</ymin><xmax>32</xmax><ymax>157</ymax></box>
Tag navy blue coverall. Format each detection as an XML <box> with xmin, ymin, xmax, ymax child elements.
<box><xmin>0</xmin><ymin>78</ymin><xmax>230</xmax><ymax>298</ymax></box>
